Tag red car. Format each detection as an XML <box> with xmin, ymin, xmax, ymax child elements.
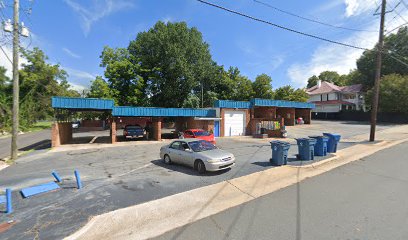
<box><xmin>183</xmin><ymin>129</ymin><xmax>216</xmax><ymax>144</ymax></box>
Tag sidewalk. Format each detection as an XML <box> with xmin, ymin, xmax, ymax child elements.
<box><xmin>66</xmin><ymin>125</ymin><xmax>408</xmax><ymax>240</ymax></box>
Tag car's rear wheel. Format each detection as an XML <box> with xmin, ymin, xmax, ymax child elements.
<box><xmin>164</xmin><ymin>154</ymin><xmax>172</xmax><ymax>165</ymax></box>
<box><xmin>195</xmin><ymin>160</ymin><xmax>206</xmax><ymax>174</ymax></box>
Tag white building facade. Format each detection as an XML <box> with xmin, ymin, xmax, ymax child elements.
<box><xmin>306</xmin><ymin>80</ymin><xmax>365</xmax><ymax>113</ymax></box>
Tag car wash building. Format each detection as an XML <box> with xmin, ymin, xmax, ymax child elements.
<box><xmin>213</xmin><ymin>99</ymin><xmax>315</xmax><ymax>137</ymax></box>
<box><xmin>51</xmin><ymin>97</ymin><xmax>314</xmax><ymax>147</ymax></box>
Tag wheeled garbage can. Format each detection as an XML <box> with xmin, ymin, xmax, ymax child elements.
<box><xmin>296</xmin><ymin>138</ymin><xmax>317</xmax><ymax>160</ymax></box>
<box><xmin>309</xmin><ymin>136</ymin><xmax>329</xmax><ymax>156</ymax></box>
<box><xmin>323</xmin><ymin>133</ymin><xmax>341</xmax><ymax>153</ymax></box>
<box><xmin>270</xmin><ymin>141</ymin><xmax>291</xmax><ymax>166</ymax></box>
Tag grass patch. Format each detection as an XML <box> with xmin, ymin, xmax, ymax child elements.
<box><xmin>22</xmin><ymin>121</ymin><xmax>53</xmax><ymax>132</ymax></box>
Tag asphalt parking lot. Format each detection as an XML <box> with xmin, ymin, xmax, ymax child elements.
<box><xmin>0</xmin><ymin>120</ymin><xmax>395</xmax><ymax>239</ymax></box>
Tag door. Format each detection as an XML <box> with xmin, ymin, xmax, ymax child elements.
<box><xmin>178</xmin><ymin>141</ymin><xmax>195</xmax><ymax>167</ymax></box>
<box><xmin>214</xmin><ymin>121</ymin><xmax>220</xmax><ymax>137</ymax></box>
<box><xmin>168</xmin><ymin>141</ymin><xmax>182</xmax><ymax>163</ymax></box>
<box><xmin>224</xmin><ymin>111</ymin><xmax>245</xmax><ymax>136</ymax></box>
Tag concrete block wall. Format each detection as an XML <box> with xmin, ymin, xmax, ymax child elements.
<box><xmin>152</xmin><ymin>118</ymin><xmax>162</xmax><ymax>141</ymax></box>
<box><xmin>295</xmin><ymin>108</ymin><xmax>312</xmax><ymax>124</ymax></box>
<box><xmin>51</xmin><ymin>122</ymin><xmax>72</xmax><ymax>147</ymax></box>
<box><xmin>175</xmin><ymin>117</ymin><xmax>215</xmax><ymax>133</ymax></box>
<box><xmin>276</xmin><ymin>108</ymin><xmax>296</xmax><ymax>126</ymax></box>
<box><xmin>110</xmin><ymin>120</ymin><xmax>117</xmax><ymax>143</ymax></box>
<box><xmin>253</xmin><ymin>107</ymin><xmax>277</xmax><ymax>119</ymax></box>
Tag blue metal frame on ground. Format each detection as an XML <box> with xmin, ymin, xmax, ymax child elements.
<box><xmin>21</xmin><ymin>182</ymin><xmax>61</xmax><ymax>198</ymax></box>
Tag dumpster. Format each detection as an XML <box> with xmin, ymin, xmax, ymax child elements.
<box><xmin>323</xmin><ymin>133</ymin><xmax>341</xmax><ymax>153</ymax></box>
<box><xmin>296</xmin><ymin>138</ymin><xmax>317</xmax><ymax>160</ymax></box>
<box><xmin>309</xmin><ymin>136</ymin><xmax>329</xmax><ymax>156</ymax></box>
<box><xmin>270</xmin><ymin>141</ymin><xmax>291</xmax><ymax>166</ymax></box>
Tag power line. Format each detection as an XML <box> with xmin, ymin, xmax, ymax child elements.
<box><xmin>196</xmin><ymin>0</ymin><xmax>370</xmax><ymax>51</ymax></box>
<box><xmin>253</xmin><ymin>0</ymin><xmax>376</xmax><ymax>33</ymax></box>
<box><xmin>0</xmin><ymin>44</ymin><xmax>12</xmax><ymax>63</ymax></box>
<box><xmin>385</xmin><ymin>22</ymin><xmax>408</xmax><ymax>34</ymax></box>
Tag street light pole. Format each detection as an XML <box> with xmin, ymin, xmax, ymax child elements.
<box><xmin>369</xmin><ymin>0</ymin><xmax>386</xmax><ymax>142</ymax></box>
<box><xmin>11</xmin><ymin>0</ymin><xmax>20</xmax><ymax>160</ymax></box>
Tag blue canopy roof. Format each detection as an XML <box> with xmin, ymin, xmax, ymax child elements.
<box><xmin>112</xmin><ymin>106</ymin><xmax>216</xmax><ymax>117</ymax></box>
<box><xmin>52</xmin><ymin>97</ymin><xmax>114</xmax><ymax>110</ymax></box>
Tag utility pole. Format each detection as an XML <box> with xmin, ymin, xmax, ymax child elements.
<box><xmin>201</xmin><ymin>82</ymin><xmax>204</xmax><ymax>108</ymax></box>
<box><xmin>370</xmin><ymin>0</ymin><xmax>386</xmax><ymax>142</ymax></box>
<box><xmin>11</xmin><ymin>0</ymin><xmax>20</xmax><ymax>159</ymax></box>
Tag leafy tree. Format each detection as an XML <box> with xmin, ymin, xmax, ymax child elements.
<box><xmin>252</xmin><ymin>73</ymin><xmax>273</xmax><ymax>99</ymax></box>
<box><xmin>87</xmin><ymin>76</ymin><xmax>112</xmax><ymax>99</ymax></box>
<box><xmin>182</xmin><ymin>93</ymin><xmax>200</xmax><ymax>108</ymax></box>
<box><xmin>233</xmin><ymin>75</ymin><xmax>254</xmax><ymax>101</ymax></box>
<box><xmin>18</xmin><ymin>48</ymin><xmax>79</xmax><ymax>127</ymax></box>
<box><xmin>0</xmin><ymin>67</ymin><xmax>11</xmax><ymax>130</ymax></box>
<box><xmin>366</xmin><ymin>74</ymin><xmax>408</xmax><ymax>113</ymax></box>
<box><xmin>274</xmin><ymin>85</ymin><xmax>308</xmax><ymax>102</ymax></box>
<box><xmin>307</xmin><ymin>75</ymin><xmax>319</xmax><ymax>88</ymax></box>
<box><xmin>356</xmin><ymin>27</ymin><xmax>408</xmax><ymax>89</ymax></box>
<box><xmin>100</xmin><ymin>46</ymin><xmax>144</xmax><ymax>106</ymax></box>
<box><xmin>127</xmin><ymin>21</ymin><xmax>215</xmax><ymax>108</ymax></box>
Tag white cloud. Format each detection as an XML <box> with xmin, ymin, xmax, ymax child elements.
<box><xmin>344</xmin><ymin>0</ymin><xmax>375</xmax><ymax>17</ymax></box>
<box><xmin>63</xmin><ymin>66</ymin><xmax>97</xmax><ymax>90</ymax></box>
<box><xmin>64</xmin><ymin>0</ymin><xmax>135</xmax><ymax>36</ymax></box>
<box><xmin>62</xmin><ymin>47</ymin><xmax>81</xmax><ymax>59</ymax></box>
<box><xmin>287</xmin><ymin>1</ymin><xmax>408</xmax><ymax>88</ymax></box>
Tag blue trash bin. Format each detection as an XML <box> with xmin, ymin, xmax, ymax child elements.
<box><xmin>270</xmin><ymin>141</ymin><xmax>291</xmax><ymax>166</ymax></box>
<box><xmin>323</xmin><ymin>133</ymin><xmax>341</xmax><ymax>153</ymax></box>
<box><xmin>309</xmin><ymin>136</ymin><xmax>329</xmax><ymax>156</ymax></box>
<box><xmin>296</xmin><ymin>138</ymin><xmax>317</xmax><ymax>160</ymax></box>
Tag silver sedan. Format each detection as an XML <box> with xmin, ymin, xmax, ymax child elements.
<box><xmin>160</xmin><ymin>139</ymin><xmax>235</xmax><ymax>174</ymax></box>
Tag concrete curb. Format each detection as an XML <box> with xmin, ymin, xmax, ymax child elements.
<box><xmin>65</xmin><ymin>134</ymin><xmax>408</xmax><ymax>240</ymax></box>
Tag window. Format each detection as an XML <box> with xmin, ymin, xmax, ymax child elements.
<box><xmin>181</xmin><ymin>142</ymin><xmax>190</xmax><ymax>151</ymax></box>
<box><xmin>185</xmin><ymin>131</ymin><xmax>194</xmax><ymax>136</ymax></box>
<box><xmin>170</xmin><ymin>141</ymin><xmax>181</xmax><ymax>150</ymax></box>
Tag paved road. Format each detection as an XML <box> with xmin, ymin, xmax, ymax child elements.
<box><xmin>0</xmin><ymin>130</ymin><xmax>51</xmax><ymax>160</ymax></box>
<box><xmin>153</xmin><ymin>141</ymin><xmax>408</xmax><ymax>240</ymax></box>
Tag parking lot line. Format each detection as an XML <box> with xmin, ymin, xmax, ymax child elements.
<box><xmin>116</xmin><ymin>163</ymin><xmax>154</xmax><ymax>178</ymax></box>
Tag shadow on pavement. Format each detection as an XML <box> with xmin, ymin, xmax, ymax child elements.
<box><xmin>151</xmin><ymin>159</ymin><xmax>230</xmax><ymax>177</ymax></box>
<box><xmin>18</xmin><ymin>139</ymin><xmax>51</xmax><ymax>151</ymax></box>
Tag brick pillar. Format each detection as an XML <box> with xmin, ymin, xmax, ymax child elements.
<box><xmin>51</xmin><ymin>123</ymin><xmax>60</xmax><ymax>148</ymax></box>
<box><xmin>111</xmin><ymin>119</ymin><xmax>117</xmax><ymax>144</ymax></box>
<box><xmin>152</xmin><ymin>118</ymin><xmax>162</xmax><ymax>141</ymax></box>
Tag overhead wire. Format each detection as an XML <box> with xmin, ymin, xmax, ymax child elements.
<box><xmin>197</xmin><ymin>0</ymin><xmax>408</xmax><ymax>71</ymax></box>
<box><xmin>196</xmin><ymin>0</ymin><xmax>370</xmax><ymax>51</ymax></box>
<box><xmin>253</xmin><ymin>0</ymin><xmax>377</xmax><ymax>33</ymax></box>
<box><xmin>0</xmin><ymin>44</ymin><xmax>12</xmax><ymax>63</ymax></box>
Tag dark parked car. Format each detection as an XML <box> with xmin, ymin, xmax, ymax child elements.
<box><xmin>123</xmin><ymin>125</ymin><xmax>145</xmax><ymax>140</ymax></box>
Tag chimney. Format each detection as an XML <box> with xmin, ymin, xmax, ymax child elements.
<box><xmin>317</xmin><ymin>80</ymin><xmax>322</xmax><ymax>88</ymax></box>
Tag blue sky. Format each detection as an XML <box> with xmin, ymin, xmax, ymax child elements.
<box><xmin>1</xmin><ymin>0</ymin><xmax>407</xmax><ymax>90</ymax></box>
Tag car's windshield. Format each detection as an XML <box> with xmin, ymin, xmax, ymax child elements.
<box><xmin>126</xmin><ymin>125</ymin><xmax>142</xmax><ymax>130</ymax></box>
<box><xmin>188</xmin><ymin>140</ymin><xmax>216</xmax><ymax>152</ymax></box>
<box><xmin>194</xmin><ymin>130</ymin><xmax>210</xmax><ymax>136</ymax></box>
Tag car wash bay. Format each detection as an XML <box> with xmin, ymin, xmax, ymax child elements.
<box><xmin>51</xmin><ymin>97</ymin><xmax>218</xmax><ymax>147</ymax></box>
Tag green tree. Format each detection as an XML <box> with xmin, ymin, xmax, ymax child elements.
<box><xmin>0</xmin><ymin>67</ymin><xmax>11</xmax><ymax>130</ymax></box>
<box><xmin>356</xmin><ymin>27</ymin><xmax>408</xmax><ymax>89</ymax></box>
<box><xmin>100</xmin><ymin>46</ymin><xmax>144</xmax><ymax>106</ymax></box>
<box><xmin>366</xmin><ymin>74</ymin><xmax>408</xmax><ymax>113</ymax></box>
<box><xmin>274</xmin><ymin>85</ymin><xmax>308</xmax><ymax>102</ymax></box>
<box><xmin>307</xmin><ymin>75</ymin><xmax>319</xmax><ymax>88</ymax></box>
<box><xmin>18</xmin><ymin>48</ymin><xmax>79</xmax><ymax>127</ymax></box>
<box><xmin>127</xmin><ymin>21</ymin><xmax>215</xmax><ymax>108</ymax></box>
<box><xmin>87</xmin><ymin>76</ymin><xmax>112</xmax><ymax>99</ymax></box>
<box><xmin>252</xmin><ymin>73</ymin><xmax>273</xmax><ymax>99</ymax></box>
